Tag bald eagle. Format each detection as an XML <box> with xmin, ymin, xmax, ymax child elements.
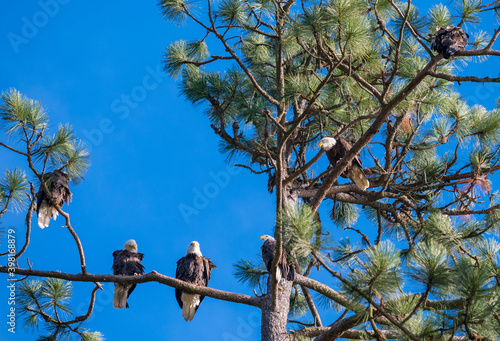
<box><xmin>112</xmin><ymin>239</ymin><xmax>145</xmax><ymax>309</ymax></box>
<box><xmin>319</xmin><ymin>137</ymin><xmax>370</xmax><ymax>190</ymax></box>
<box><xmin>175</xmin><ymin>241</ymin><xmax>216</xmax><ymax>322</ymax></box>
<box><xmin>36</xmin><ymin>169</ymin><xmax>72</xmax><ymax>229</ymax></box>
<box><xmin>260</xmin><ymin>235</ymin><xmax>295</xmax><ymax>282</ymax></box>
<box><xmin>430</xmin><ymin>26</ymin><xmax>469</xmax><ymax>59</ymax></box>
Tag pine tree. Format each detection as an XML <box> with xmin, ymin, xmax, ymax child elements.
<box><xmin>1</xmin><ymin>0</ymin><xmax>500</xmax><ymax>340</ymax></box>
<box><xmin>159</xmin><ymin>0</ymin><xmax>500</xmax><ymax>339</ymax></box>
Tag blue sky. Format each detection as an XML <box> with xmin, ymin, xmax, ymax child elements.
<box><xmin>0</xmin><ymin>1</ymin><xmax>499</xmax><ymax>340</ymax></box>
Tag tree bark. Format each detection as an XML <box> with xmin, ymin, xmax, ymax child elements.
<box><xmin>261</xmin><ymin>277</ymin><xmax>293</xmax><ymax>341</ymax></box>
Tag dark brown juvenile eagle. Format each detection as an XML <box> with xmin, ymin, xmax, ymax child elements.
<box><xmin>319</xmin><ymin>137</ymin><xmax>370</xmax><ymax>190</ymax></box>
<box><xmin>112</xmin><ymin>239</ymin><xmax>145</xmax><ymax>309</ymax></box>
<box><xmin>36</xmin><ymin>169</ymin><xmax>72</xmax><ymax>228</ymax></box>
<box><xmin>430</xmin><ymin>26</ymin><xmax>469</xmax><ymax>59</ymax></box>
<box><xmin>175</xmin><ymin>241</ymin><xmax>216</xmax><ymax>322</ymax></box>
<box><xmin>260</xmin><ymin>235</ymin><xmax>295</xmax><ymax>282</ymax></box>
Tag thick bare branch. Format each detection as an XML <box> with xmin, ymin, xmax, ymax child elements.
<box><xmin>0</xmin><ymin>267</ymin><xmax>262</xmax><ymax>308</ymax></box>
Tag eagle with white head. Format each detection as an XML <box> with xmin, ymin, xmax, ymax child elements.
<box><xmin>112</xmin><ymin>239</ymin><xmax>145</xmax><ymax>309</ymax></box>
<box><xmin>319</xmin><ymin>137</ymin><xmax>370</xmax><ymax>190</ymax></box>
<box><xmin>260</xmin><ymin>235</ymin><xmax>295</xmax><ymax>282</ymax></box>
<box><xmin>175</xmin><ymin>241</ymin><xmax>217</xmax><ymax>322</ymax></box>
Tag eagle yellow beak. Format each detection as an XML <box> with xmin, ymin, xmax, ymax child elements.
<box><xmin>319</xmin><ymin>142</ymin><xmax>323</xmax><ymax>148</ymax></box>
<box><xmin>260</xmin><ymin>235</ymin><xmax>265</xmax><ymax>240</ymax></box>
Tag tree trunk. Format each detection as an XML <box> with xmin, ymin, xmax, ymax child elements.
<box><xmin>261</xmin><ymin>277</ymin><xmax>293</xmax><ymax>341</ymax></box>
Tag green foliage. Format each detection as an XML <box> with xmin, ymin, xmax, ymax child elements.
<box><xmin>0</xmin><ymin>88</ymin><xmax>47</xmax><ymax>138</ymax></box>
<box><xmin>155</xmin><ymin>0</ymin><xmax>500</xmax><ymax>337</ymax></box>
<box><xmin>461</xmin><ymin>106</ymin><xmax>500</xmax><ymax>146</ymax></box>
<box><xmin>331</xmin><ymin>237</ymin><xmax>364</xmax><ymax>266</ymax></box>
<box><xmin>0</xmin><ymin>168</ymin><xmax>29</xmax><ymax>212</ymax></box>
<box><xmin>384</xmin><ymin>294</ymin><xmax>420</xmax><ymax>316</ymax></box>
<box><xmin>392</xmin><ymin>4</ymin><xmax>427</xmax><ymax>37</ymax></box>
<box><xmin>233</xmin><ymin>259</ymin><xmax>267</xmax><ymax>288</ymax></box>
<box><xmin>408</xmin><ymin>150</ymin><xmax>447</xmax><ymax>182</ymax></box>
<box><xmin>283</xmin><ymin>203</ymin><xmax>326</xmax><ymax>262</ymax></box>
<box><xmin>288</xmin><ymin>287</ymin><xmax>308</xmax><ymax>318</ymax></box>
<box><xmin>476</xmin><ymin>238</ymin><xmax>500</xmax><ymax>273</ymax></box>
<box><xmin>1</xmin><ymin>90</ymin><xmax>90</xmax><ymax>190</ymax></box>
<box><xmin>408</xmin><ymin>241</ymin><xmax>450</xmax><ymax>293</ymax></box>
<box><xmin>41</xmin><ymin>278</ymin><xmax>72</xmax><ymax>313</ymax></box>
<box><xmin>452</xmin><ymin>257</ymin><xmax>492</xmax><ymax>301</ymax></box>
<box><xmin>342</xmin><ymin>241</ymin><xmax>402</xmax><ymax>301</ymax></box>
<box><xmin>18</xmin><ymin>279</ymin><xmax>44</xmax><ymax>321</ymax></box>
<box><xmin>330</xmin><ymin>201</ymin><xmax>359</xmax><ymax>228</ymax></box>
<box><xmin>18</xmin><ymin>278</ymin><xmax>103</xmax><ymax>340</ymax></box>
<box><xmin>469</xmin><ymin>146</ymin><xmax>493</xmax><ymax>171</ymax></box>
<box><xmin>186</xmin><ymin>40</ymin><xmax>209</xmax><ymax>61</ymax></box>
<box><xmin>314</xmin><ymin>292</ymin><xmax>342</xmax><ymax>312</ymax></box>
<box><xmin>456</xmin><ymin>0</ymin><xmax>482</xmax><ymax>24</ymax></box>
<box><xmin>158</xmin><ymin>0</ymin><xmax>195</xmax><ymax>25</ymax></box>
<box><xmin>164</xmin><ymin>41</ymin><xmax>195</xmax><ymax>78</ymax></box>
<box><xmin>80</xmin><ymin>331</ymin><xmax>105</xmax><ymax>341</ymax></box>
<box><xmin>428</xmin><ymin>4</ymin><xmax>452</xmax><ymax>33</ymax></box>
<box><xmin>217</xmin><ymin>0</ymin><xmax>248</xmax><ymax>25</ymax></box>
<box><xmin>423</xmin><ymin>212</ymin><xmax>459</xmax><ymax>247</ymax></box>
<box><xmin>470</xmin><ymin>30</ymin><xmax>491</xmax><ymax>51</ymax></box>
<box><xmin>35</xmin><ymin>124</ymin><xmax>90</xmax><ymax>185</ymax></box>
<box><xmin>6</xmin><ymin>0</ymin><xmax>499</xmax><ymax>338</ymax></box>
<box><xmin>242</xmin><ymin>33</ymin><xmax>273</xmax><ymax>66</ymax></box>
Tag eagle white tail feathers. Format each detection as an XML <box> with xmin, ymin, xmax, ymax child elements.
<box><xmin>113</xmin><ymin>284</ymin><xmax>131</xmax><ymax>309</ymax></box>
<box><xmin>181</xmin><ymin>292</ymin><xmax>200</xmax><ymax>322</ymax></box>
<box><xmin>275</xmin><ymin>267</ymin><xmax>282</xmax><ymax>282</ymax></box>
<box><xmin>37</xmin><ymin>201</ymin><xmax>59</xmax><ymax>229</ymax></box>
<box><xmin>350</xmin><ymin>165</ymin><xmax>370</xmax><ymax>190</ymax></box>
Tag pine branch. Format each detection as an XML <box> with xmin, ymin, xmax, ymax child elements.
<box><xmin>0</xmin><ymin>267</ymin><xmax>262</xmax><ymax>308</ymax></box>
<box><xmin>309</xmin><ymin>54</ymin><xmax>444</xmax><ymax>212</ymax></box>
<box><xmin>427</xmin><ymin>72</ymin><xmax>500</xmax><ymax>83</ymax></box>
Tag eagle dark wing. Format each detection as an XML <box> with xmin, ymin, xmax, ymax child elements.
<box><xmin>278</xmin><ymin>250</ymin><xmax>295</xmax><ymax>281</ymax></box>
<box><xmin>175</xmin><ymin>255</ymin><xmax>216</xmax><ymax>309</ymax></box>
<box><xmin>36</xmin><ymin>170</ymin><xmax>72</xmax><ymax>215</ymax></box>
<box><xmin>175</xmin><ymin>256</ymin><xmax>193</xmax><ymax>309</ymax></box>
<box><xmin>430</xmin><ymin>26</ymin><xmax>468</xmax><ymax>59</ymax></box>
<box><xmin>261</xmin><ymin>238</ymin><xmax>276</xmax><ymax>271</ymax></box>
<box><xmin>36</xmin><ymin>188</ymin><xmax>46</xmax><ymax>216</ymax></box>
<box><xmin>261</xmin><ymin>239</ymin><xmax>295</xmax><ymax>281</ymax></box>
<box><xmin>203</xmin><ymin>257</ymin><xmax>217</xmax><ymax>285</ymax></box>
<box><xmin>50</xmin><ymin>169</ymin><xmax>72</xmax><ymax>207</ymax></box>
<box><xmin>112</xmin><ymin>250</ymin><xmax>145</xmax><ymax>302</ymax></box>
<box><xmin>112</xmin><ymin>250</ymin><xmax>145</xmax><ymax>275</ymax></box>
<box><xmin>338</xmin><ymin>138</ymin><xmax>364</xmax><ymax>169</ymax></box>
<box><xmin>325</xmin><ymin>138</ymin><xmax>363</xmax><ymax>178</ymax></box>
